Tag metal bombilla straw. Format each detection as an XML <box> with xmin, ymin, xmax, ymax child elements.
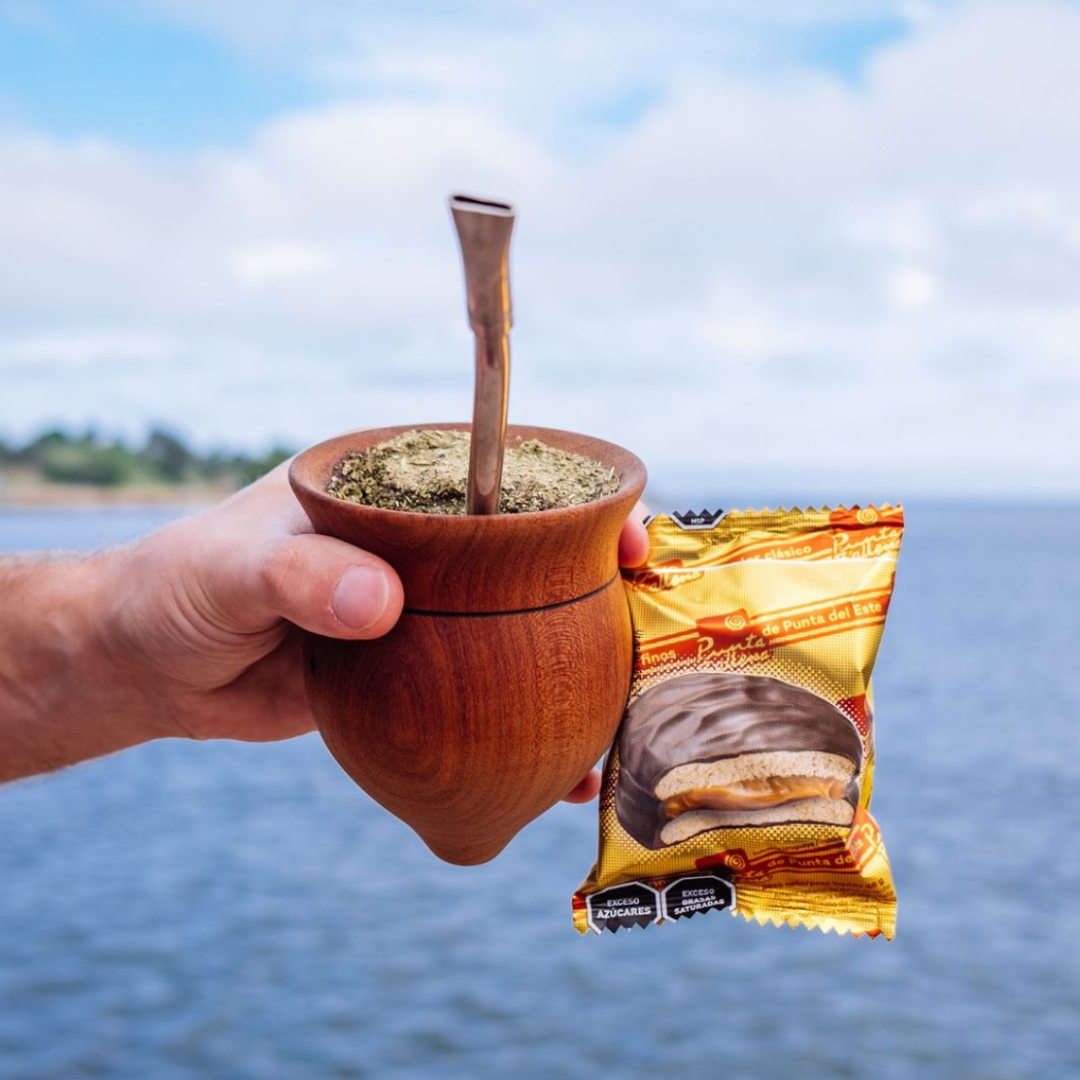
<box><xmin>449</xmin><ymin>194</ymin><xmax>516</xmax><ymax>515</ymax></box>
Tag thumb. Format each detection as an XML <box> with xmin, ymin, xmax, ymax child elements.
<box><xmin>251</xmin><ymin>533</ymin><xmax>404</xmax><ymax>639</ymax></box>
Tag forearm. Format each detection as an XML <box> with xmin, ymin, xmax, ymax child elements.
<box><xmin>0</xmin><ymin>553</ymin><xmax>167</xmax><ymax>782</ymax></box>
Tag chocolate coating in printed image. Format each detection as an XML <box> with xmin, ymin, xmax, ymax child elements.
<box><xmin>614</xmin><ymin>672</ymin><xmax>863</xmax><ymax>849</ymax></box>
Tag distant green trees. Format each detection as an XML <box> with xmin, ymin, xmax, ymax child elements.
<box><xmin>0</xmin><ymin>428</ymin><xmax>295</xmax><ymax>488</ymax></box>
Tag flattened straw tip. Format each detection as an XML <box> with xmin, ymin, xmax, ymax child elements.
<box><xmin>449</xmin><ymin>193</ymin><xmax>515</xmax><ymax>217</ymax></box>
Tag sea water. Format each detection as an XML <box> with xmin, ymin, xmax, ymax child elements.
<box><xmin>1</xmin><ymin>504</ymin><xmax>1078</xmax><ymax>1080</ymax></box>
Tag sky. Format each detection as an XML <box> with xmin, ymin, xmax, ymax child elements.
<box><xmin>1</xmin><ymin>0</ymin><xmax>1079</xmax><ymax>499</ymax></box>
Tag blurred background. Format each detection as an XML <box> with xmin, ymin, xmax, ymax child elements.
<box><xmin>2</xmin><ymin>0</ymin><xmax>1078</xmax><ymax>498</ymax></box>
<box><xmin>2</xmin><ymin>2</ymin><xmax>1078</xmax><ymax>1078</ymax></box>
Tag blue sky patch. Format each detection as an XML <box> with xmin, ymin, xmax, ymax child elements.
<box><xmin>0</xmin><ymin>3</ymin><xmax>314</xmax><ymax>147</ymax></box>
<box><xmin>0</xmin><ymin>2</ymin><xmax>915</xmax><ymax>149</ymax></box>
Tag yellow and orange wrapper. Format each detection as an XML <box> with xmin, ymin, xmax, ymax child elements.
<box><xmin>573</xmin><ymin>505</ymin><xmax>904</xmax><ymax>938</ymax></box>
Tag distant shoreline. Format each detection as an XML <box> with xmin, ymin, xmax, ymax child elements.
<box><xmin>0</xmin><ymin>480</ymin><xmax>235</xmax><ymax>509</ymax></box>
<box><xmin>1</xmin><ymin>430</ymin><xmax>291</xmax><ymax>509</ymax></box>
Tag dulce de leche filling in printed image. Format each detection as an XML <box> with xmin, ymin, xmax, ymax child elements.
<box><xmin>615</xmin><ymin>672</ymin><xmax>862</xmax><ymax>850</ymax></box>
<box><xmin>573</xmin><ymin>506</ymin><xmax>904</xmax><ymax>939</ymax></box>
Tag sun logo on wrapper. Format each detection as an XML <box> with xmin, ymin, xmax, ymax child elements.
<box><xmin>573</xmin><ymin>506</ymin><xmax>904</xmax><ymax>940</ymax></box>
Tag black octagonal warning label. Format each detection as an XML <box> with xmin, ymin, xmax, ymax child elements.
<box><xmin>585</xmin><ymin>881</ymin><xmax>662</xmax><ymax>933</ymax></box>
<box><xmin>661</xmin><ymin>874</ymin><xmax>736</xmax><ymax>921</ymax></box>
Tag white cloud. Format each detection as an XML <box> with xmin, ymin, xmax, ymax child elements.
<box><xmin>884</xmin><ymin>265</ymin><xmax>939</xmax><ymax>310</ymax></box>
<box><xmin>230</xmin><ymin>242</ymin><xmax>336</xmax><ymax>289</ymax></box>
<box><xmin>2</xmin><ymin>0</ymin><xmax>1080</xmax><ymax>497</ymax></box>
<box><xmin>0</xmin><ymin>331</ymin><xmax>180</xmax><ymax>368</ymax></box>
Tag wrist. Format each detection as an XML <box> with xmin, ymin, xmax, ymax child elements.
<box><xmin>0</xmin><ymin>551</ymin><xmax>170</xmax><ymax>782</ymax></box>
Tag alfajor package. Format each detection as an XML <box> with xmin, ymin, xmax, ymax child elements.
<box><xmin>573</xmin><ymin>505</ymin><xmax>904</xmax><ymax>938</ymax></box>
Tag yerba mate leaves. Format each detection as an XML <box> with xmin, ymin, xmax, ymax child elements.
<box><xmin>327</xmin><ymin>429</ymin><xmax>618</xmax><ymax>515</ymax></box>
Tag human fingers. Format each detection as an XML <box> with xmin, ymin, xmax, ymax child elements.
<box><xmin>239</xmin><ymin>532</ymin><xmax>405</xmax><ymax>640</ymax></box>
<box><xmin>185</xmin><ymin>464</ymin><xmax>404</xmax><ymax>641</ymax></box>
<box><xmin>561</xmin><ymin>768</ymin><xmax>602</xmax><ymax>803</ymax></box>
<box><xmin>194</xmin><ymin>632</ymin><xmax>319</xmax><ymax>742</ymax></box>
<box><xmin>618</xmin><ymin>500</ymin><xmax>651</xmax><ymax>568</ymax></box>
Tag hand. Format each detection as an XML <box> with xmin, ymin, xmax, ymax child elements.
<box><xmin>562</xmin><ymin>503</ymin><xmax>649</xmax><ymax>802</ymax></box>
<box><xmin>0</xmin><ymin>464</ymin><xmax>651</xmax><ymax>792</ymax></box>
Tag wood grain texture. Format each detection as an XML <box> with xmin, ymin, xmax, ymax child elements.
<box><xmin>289</xmin><ymin>424</ymin><xmax>648</xmax><ymax>864</ymax></box>
<box><xmin>289</xmin><ymin>423</ymin><xmax>647</xmax><ymax>613</ymax></box>
<box><xmin>304</xmin><ymin>577</ymin><xmax>633</xmax><ymax>864</ymax></box>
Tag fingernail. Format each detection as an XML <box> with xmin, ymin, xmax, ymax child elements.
<box><xmin>332</xmin><ymin>566</ymin><xmax>389</xmax><ymax>631</ymax></box>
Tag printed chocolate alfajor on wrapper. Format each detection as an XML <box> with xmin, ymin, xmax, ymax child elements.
<box><xmin>573</xmin><ymin>505</ymin><xmax>904</xmax><ymax>938</ymax></box>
